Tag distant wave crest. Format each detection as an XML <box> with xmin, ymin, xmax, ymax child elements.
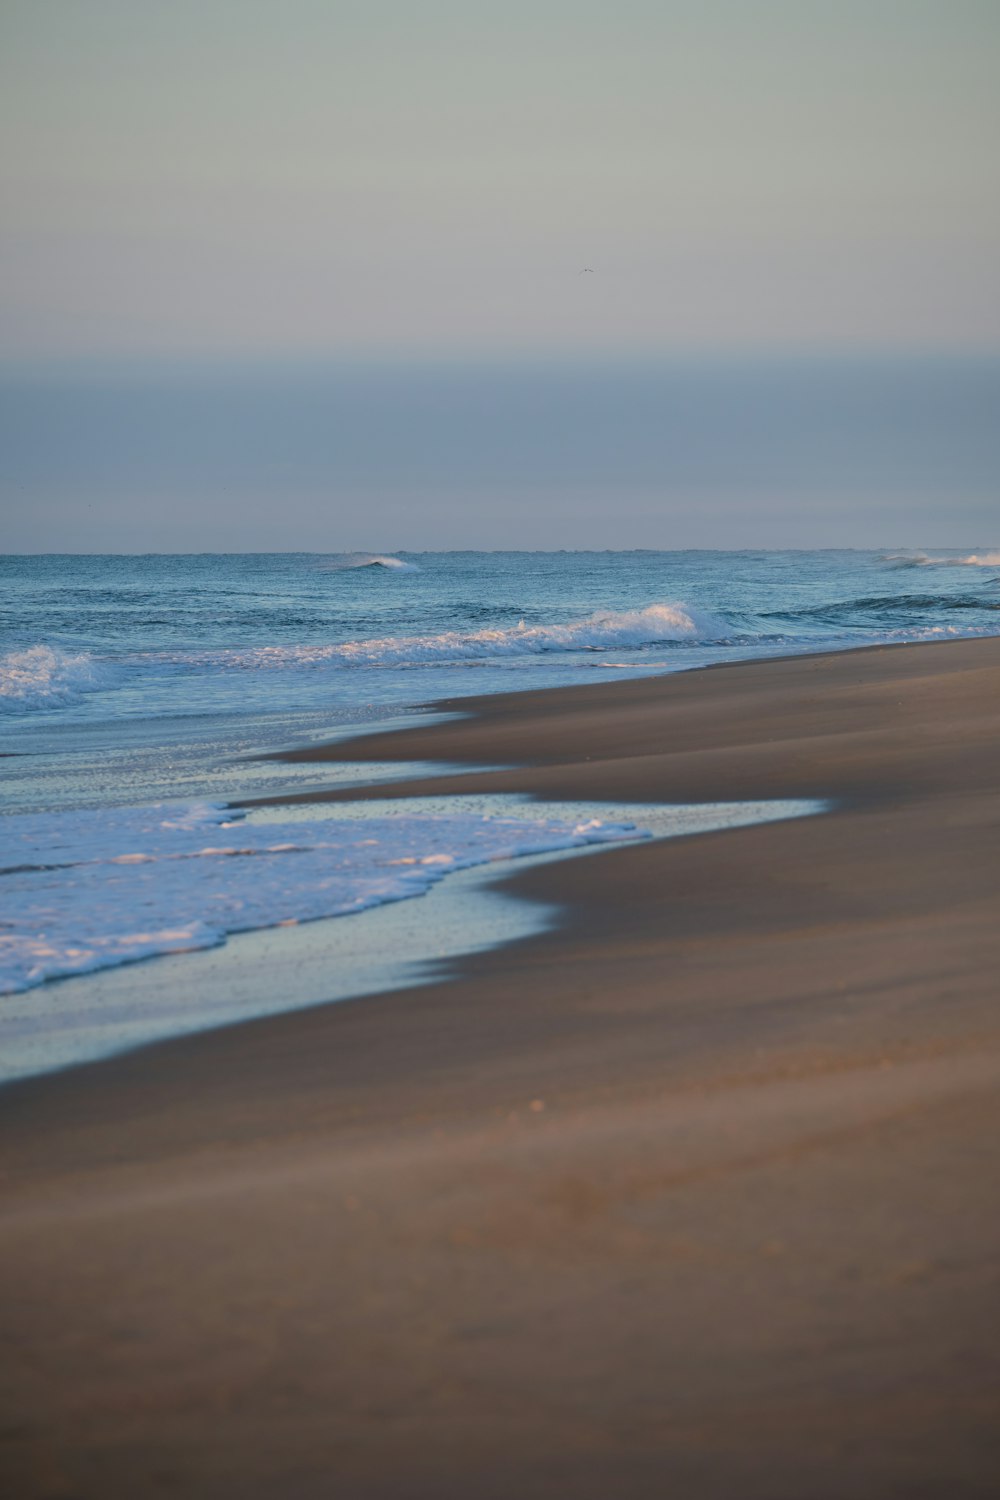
<box><xmin>319</xmin><ymin>553</ymin><xmax>419</xmax><ymax>572</ymax></box>
<box><xmin>883</xmin><ymin>551</ymin><xmax>1000</xmax><ymax>569</ymax></box>
<box><xmin>0</xmin><ymin>645</ymin><xmax>114</xmax><ymax>712</ymax></box>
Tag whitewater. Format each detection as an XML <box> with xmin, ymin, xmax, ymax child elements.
<box><xmin>4</xmin><ymin>550</ymin><xmax>998</xmax><ymax>731</ymax></box>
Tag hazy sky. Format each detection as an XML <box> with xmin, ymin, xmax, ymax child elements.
<box><xmin>1</xmin><ymin>4</ymin><xmax>997</xmax><ymax>551</ymax></box>
<box><xmin>2</xmin><ymin>0</ymin><xmax>999</xmax><ymax>358</ymax></box>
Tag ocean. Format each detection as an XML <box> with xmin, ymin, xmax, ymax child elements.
<box><xmin>4</xmin><ymin>548</ymin><xmax>998</xmax><ymax>796</ymax></box>
<box><xmin>1</xmin><ymin>548</ymin><xmax>998</xmax><ymax>1068</ymax></box>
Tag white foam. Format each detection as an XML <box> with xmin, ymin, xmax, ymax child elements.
<box><xmin>0</xmin><ymin>801</ymin><xmax>644</xmax><ymax>993</ymax></box>
<box><xmin>0</xmin><ymin>645</ymin><xmax>114</xmax><ymax>713</ymax></box>
<box><xmin>319</xmin><ymin>553</ymin><xmax>419</xmax><ymax>572</ymax></box>
<box><xmin>143</xmin><ymin>602</ymin><xmax>727</xmax><ymax>675</ymax></box>
<box><xmin>331</xmin><ymin>601</ymin><xmax>726</xmax><ymax>663</ymax></box>
<box><xmin>0</xmin><ymin>795</ymin><xmax>827</xmax><ymax>1081</ymax></box>
<box><xmin>885</xmin><ymin>550</ymin><xmax>1000</xmax><ymax>568</ymax></box>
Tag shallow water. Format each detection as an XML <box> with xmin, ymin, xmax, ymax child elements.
<box><xmin>0</xmin><ymin>797</ymin><xmax>645</xmax><ymax>995</ymax></box>
<box><xmin>0</xmin><ymin>795</ymin><xmax>825</xmax><ymax>1083</ymax></box>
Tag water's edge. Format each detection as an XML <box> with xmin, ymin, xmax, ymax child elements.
<box><xmin>0</xmin><ymin>794</ymin><xmax>827</xmax><ymax>1085</ymax></box>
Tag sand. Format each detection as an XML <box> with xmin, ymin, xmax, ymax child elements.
<box><xmin>2</xmin><ymin>637</ymin><xmax>999</xmax><ymax>1498</ymax></box>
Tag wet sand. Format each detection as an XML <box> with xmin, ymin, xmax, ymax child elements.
<box><xmin>2</xmin><ymin>637</ymin><xmax>999</xmax><ymax>1498</ymax></box>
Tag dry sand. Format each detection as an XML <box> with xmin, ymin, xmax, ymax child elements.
<box><xmin>2</xmin><ymin>637</ymin><xmax>999</xmax><ymax>1498</ymax></box>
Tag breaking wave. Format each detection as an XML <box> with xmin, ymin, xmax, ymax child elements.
<box><xmin>151</xmin><ymin>602</ymin><xmax>728</xmax><ymax>673</ymax></box>
<box><xmin>883</xmin><ymin>551</ymin><xmax>1000</xmax><ymax>569</ymax></box>
<box><xmin>0</xmin><ymin>646</ymin><xmax>115</xmax><ymax>713</ymax></box>
<box><xmin>319</xmin><ymin>553</ymin><xmax>419</xmax><ymax>572</ymax></box>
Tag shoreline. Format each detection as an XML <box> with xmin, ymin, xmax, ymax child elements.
<box><xmin>245</xmin><ymin>632</ymin><xmax>998</xmax><ymax>809</ymax></box>
<box><xmin>2</xmin><ymin>635</ymin><xmax>999</xmax><ymax>1498</ymax></box>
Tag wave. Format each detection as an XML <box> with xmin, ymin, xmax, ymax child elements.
<box><xmin>0</xmin><ymin>645</ymin><xmax>115</xmax><ymax>713</ymax></box>
<box><xmin>765</xmin><ymin>593</ymin><xmax>999</xmax><ymax>627</ymax></box>
<box><xmin>883</xmin><ymin>551</ymin><xmax>1000</xmax><ymax>569</ymax></box>
<box><xmin>144</xmin><ymin>603</ymin><xmax>730</xmax><ymax>675</ymax></box>
<box><xmin>319</xmin><ymin>553</ymin><xmax>419</xmax><ymax>572</ymax></box>
<box><xmin>756</xmin><ymin>582</ymin><xmax>1000</xmax><ymax>651</ymax></box>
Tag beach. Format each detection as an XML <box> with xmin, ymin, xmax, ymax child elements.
<box><xmin>2</xmin><ymin>635</ymin><xmax>999</xmax><ymax>1497</ymax></box>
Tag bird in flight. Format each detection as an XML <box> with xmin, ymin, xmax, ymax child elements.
<box><xmin>578</xmin><ymin>267</ymin><xmax>594</xmax><ymax>274</ymax></box>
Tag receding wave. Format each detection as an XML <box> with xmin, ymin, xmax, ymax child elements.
<box><xmin>0</xmin><ymin>801</ymin><xmax>642</xmax><ymax>993</ymax></box>
<box><xmin>319</xmin><ymin>553</ymin><xmax>419</xmax><ymax>572</ymax></box>
<box><xmin>0</xmin><ymin>645</ymin><xmax>115</xmax><ymax>712</ymax></box>
<box><xmin>883</xmin><ymin>551</ymin><xmax>1000</xmax><ymax>569</ymax></box>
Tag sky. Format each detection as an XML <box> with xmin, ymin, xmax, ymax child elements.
<box><xmin>3</xmin><ymin>0</ymin><xmax>999</xmax><ymax>358</ymax></box>
<box><xmin>1</xmin><ymin>1</ymin><xmax>998</xmax><ymax>548</ymax></box>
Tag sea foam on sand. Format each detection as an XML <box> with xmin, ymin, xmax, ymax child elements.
<box><xmin>0</xmin><ymin>801</ymin><xmax>644</xmax><ymax>993</ymax></box>
<box><xmin>0</xmin><ymin>792</ymin><xmax>826</xmax><ymax>1080</ymax></box>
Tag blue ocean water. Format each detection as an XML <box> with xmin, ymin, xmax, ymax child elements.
<box><xmin>2</xmin><ymin>548</ymin><xmax>999</xmax><ymax>811</ymax></box>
